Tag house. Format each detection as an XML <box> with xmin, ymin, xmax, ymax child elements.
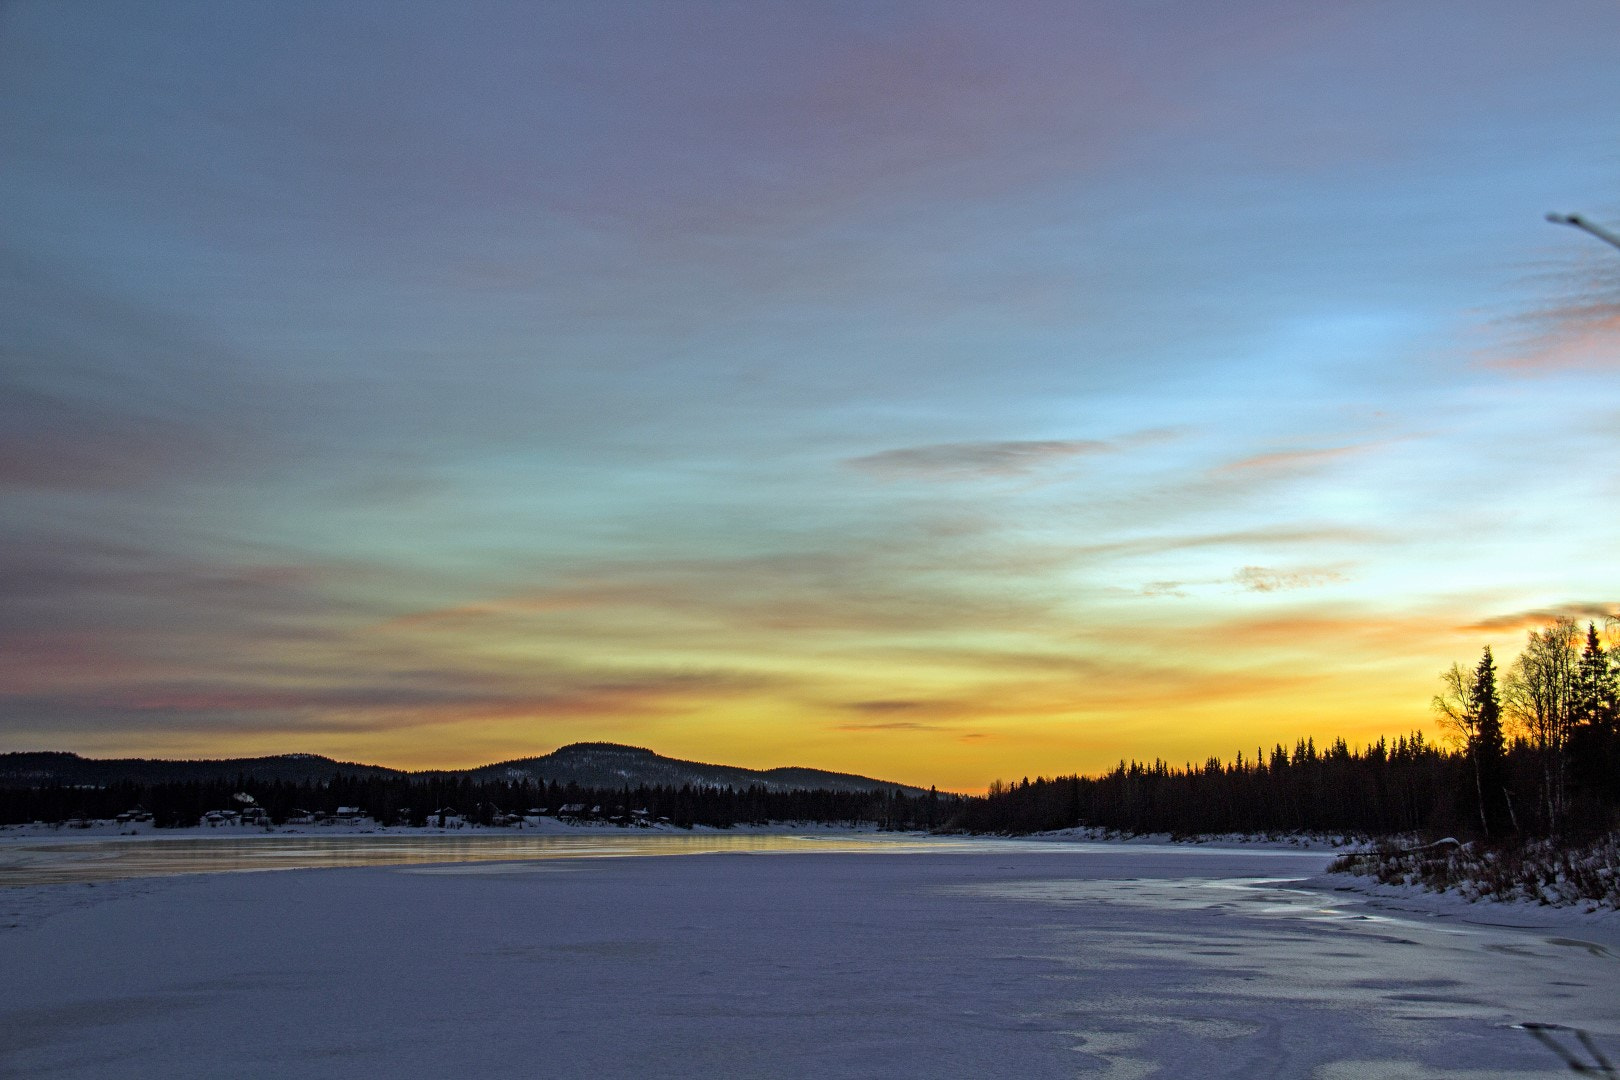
<box><xmin>114</xmin><ymin>807</ymin><xmax>153</xmax><ymax>824</ymax></box>
<box><xmin>430</xmin><ymin>807</ymin><xmax>464</xmax><ymax>828</ymax></box>
<box><xmin>314</xmin><ymin>806</ymin><xmax>368</xmax><ymax>826</ymax></box>
<box><xmin>201</xmin><ymin>810</ymin><xmax>240</xmax><ymax>827</ymax></box>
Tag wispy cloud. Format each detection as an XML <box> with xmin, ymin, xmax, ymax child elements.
<box><xmin>846</xmin><ymin>439</ymin><xmax>1111</xmax><ymax>480</ymax></box>
<box><xmin>1078</xmin><ymin>526</ymin><xmax>1386</xmax><ymax>561</ymax></box>
<box><xmin>1231</xmin><ymin>565</ymin><xmax>1347</xmax><ymax>593</ymax></box>
<box><xmin>1198</xmin><ymin>609</ymin><xmax>1465</xmax><ymax>654</ymax></box>
<box><xmin>841</xmin><ymin>699</ymin><xmax>928</xmax><ymax>713</ymax></box>
<box><xmin>0</xmin><ymin>376</ymin><xmax>216</xmax><ymax>493</ymax></box>
<box><xmin>383</xmin><ymin>550</ymin><xmax>1068</xmax><ymax>639</ymax></box>
<box><xmin>1459</xmin><ymin>603</ymin><xmax>1619</xmax><ymax>634</ymax></box>
<box><xmin>1214</xmin><ymin>444</ymin><xmax>1369</xmax><ymax>475</ymax></box>
<box><xmin>834</xmin><ymin>719</ymin><xmax>946</xmax><ymax>733</ymax></box>
<box><xmin>2</xmin><ymin>667</ymin><xmax>781</xmax><ymax>738</ymax></box>
<box><xmin>1484</xmin><ymin>255</ymin><xmax>1620</xmax><ymax>373</ymax></box>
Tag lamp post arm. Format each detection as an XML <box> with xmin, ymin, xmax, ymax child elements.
<box><xmin>1547</xmin><ymin>212</ymin><xmax>1620</xmax><ymax>253</ymax></box>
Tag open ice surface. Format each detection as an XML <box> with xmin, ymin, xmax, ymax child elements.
<box><xmin>1</xmin><ymin>842</ymin><xmax>1616</xmax><ymax>1078</ymax></box>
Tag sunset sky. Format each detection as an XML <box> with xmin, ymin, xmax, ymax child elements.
<box><xmin>3</xmin><ymin>1</ymin><xmax>1619</xmax><ymax>791</ymax></box>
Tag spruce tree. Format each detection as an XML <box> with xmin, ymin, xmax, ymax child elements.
<box><xmin>1568</xmin><ymin>622</ymin><xmax>1620</xmax><ymax>812</ymax></box>
<box><xmin>1471</xmin><ymin>646</ymin><xmax>1513</xmax><ymax>836</ymax></box>
<box><xmin>1574</xmin><ymin>622</ymin><xmax>1617</xmax><ymax>733</ymax></box>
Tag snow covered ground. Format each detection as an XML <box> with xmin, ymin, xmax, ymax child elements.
<box><xmin>2</xmin><ymin>839</ymin><xmax>1616</xmax><ymax>1078</ymax></box>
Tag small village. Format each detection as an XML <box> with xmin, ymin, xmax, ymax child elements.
<box><xmin>13</xmin><ymin>796</ymin><xmax>671</xmax><ymax>835</ymax></box>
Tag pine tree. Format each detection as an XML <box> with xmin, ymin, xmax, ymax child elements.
<box><xmin>1472</xmin><ymin>646</ymin><xmax>1513</xmax><ymax>836</ymax></box>
<box><xmin>1574</xmin><ymin>622</ymin><xmax>1617</xmax><ymax>733</ymax></box>
<box><xmin>1567</xmin><ymin>622</ymin><xmax>1620</xmax><ymax>814</ymax></box>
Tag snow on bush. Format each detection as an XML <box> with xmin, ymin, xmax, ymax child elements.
<box><xmin>1331</xmin><ymin>833</ymin><xmax>1620</xmax><ymax>910</ymax></box>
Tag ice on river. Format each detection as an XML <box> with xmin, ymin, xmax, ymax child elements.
<box><xmin>1</xmin><ymin>839</ymin><xmax>1616</xmax><ymax>1078</ymax></box>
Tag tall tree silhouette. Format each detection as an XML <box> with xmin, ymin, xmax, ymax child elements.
<box><xmin>1507</xmin><ymin>618</ymin><xmax>1580</xmax><ymax>831</ymax></box>
<box><xmin>1435</xmin><ymin>648</ymin><xmax>1512</xmax><ymax>837</ymax></box>
<box><xmin>1574</xmin><ymin>622</ymin><xmax>1617</xmax><ymax>732</ymax></box>
<box><xmin>1472</xmin><ymin>647</ymin><xmax>1514</xmax><ymax>836</ymax></box>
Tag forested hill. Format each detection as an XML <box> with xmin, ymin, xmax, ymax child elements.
<box><xmin>0</xmin><ymin>743</ymin><xmax>929</xmax><ymax>797</ymax></box>
<box><xmin>0</xmin><ymin>752</ymin><xmax>401</xmax><ymax>787</ymax></box>
<box><xmin>444</xmin><ymin>742</ymin><xmax>930</xmax><ymax>796</ymax></box>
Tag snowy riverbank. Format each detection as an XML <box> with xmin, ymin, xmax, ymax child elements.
<box><xmin>1328</xmin><ymin>833</ymin><xmax>1620</xmax><ymax>912</ymax></box>
<box><xmin>1021</xmin><ymin>825</ymin><xmax>1360</xmax><ymax>851</ymax></box>
<box><xmin>0</xmin><ymin>817</ymin><xmax>893</xmax><ymax>842</ymax></box>
<box><xmin>1305</xmin><ymin>868</ymin><xmax>1620</xmax><ymax>939</ymax></box>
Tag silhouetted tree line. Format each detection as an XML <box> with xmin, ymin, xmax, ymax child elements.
<box><xmin>0</xmin><ymin>771</ymin><xmax>956</xmax><ymax>832</ymax></box>
<box><xmin>1430</xmin><ymin>619</ymin><xmax>1620</xmax><ymax>840</ymax></box>
<box><xmin>963</xmin><ymin>619</ymin><xmax>1620</xmax><ymax>840</ymax></box>
<box><xmin>957</xmin><ymin>732</ymin><xmax>1463</xmax><ymax>835</ymax></box>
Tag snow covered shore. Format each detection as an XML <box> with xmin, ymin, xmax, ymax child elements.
<box><xmin>1023</xmin><ymin>825</ymin><xmax>1359</xmax><ymax>851</ymax></box>
<box><xmin>1306</xmin><ymin>868</ymin><xmax>1620</xmax><ymax>939</ymax></box>
<box><xmin>3</xmin><ymin>840</ymin><xmax>1617</xmax><ymax>1077</ymax></box>
<box><xmin>0</xmin><ymin>816</ymin><xmax>887</xmax><ymax>841</ymax></box>
<box><xmin>1329</xmin><ymin>834</ymin><xmax>1620</xmax><ymax>912</ymax></box>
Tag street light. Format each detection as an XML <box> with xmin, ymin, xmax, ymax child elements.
<box><xmin>1546</xmin><ymin>212</ymin><xmax>1620</xmax><ymax>253</ymax></box>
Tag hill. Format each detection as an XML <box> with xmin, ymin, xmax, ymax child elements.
<box><xmin>0</xmin><ymin>751</ymin><xmax>403</xmax><ymax>787</ymax></box>
<box><xmin>458</xmin><ymin>742</ymin><xmax>930</xmax><ymax>796</ymax></box>
<box><xmin>0</xmin><ymin>744</ymin><xmax>929</xmax><ymax>796</ymax></box>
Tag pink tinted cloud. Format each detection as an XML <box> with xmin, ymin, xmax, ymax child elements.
<box><xmin>847</xmin><ymin>439</ymin><xmax>1111</xmax><ymax>480</ymax></box>
<box><xmin>1483</xmin><ymin>255</ymin><xmax>1620</xmax><ymax>373</ymax></box>
<box><xmin>383</xmin><ymin>583</ymin><xmax>670</xmax><ymax>630</ymax></box>
<box><xmin>517</xmin><ymin>7</ymin><xmax>1254</xmax><ymax>253</ymax></box>
<box><xmin>1076</xmin><ymin>526</ymin><xmax>1387</xmax><ymax>560</ymax></box>
<box><xmin>1214</xmin><ymin>444</ymin><xmax>1369</xmax><ymax>475</ymax></box>
<box><xmin>1487</xmin><ymin>309</ymin><xmax>1620</xmax><ymax>373</ymax></box>
<box><xmin>0</xmin><ymin>413</ymin><xmax>207</xmax><ymax>492</ymax></box>
<box><xmin>1459</xmin><ymin>603</ymin><xmax>1618</xmax><ymax>634</ymax></box>
<box><xmin>7</xmin><ymin>666</ymin><xmax>785</xmax><ymax>740</ymax></box>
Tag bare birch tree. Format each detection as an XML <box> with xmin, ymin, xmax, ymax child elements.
<box><xmin>1504</xmin><ymin>617</ymin><xmax>1580</xmax><ymax>831</ymax></box>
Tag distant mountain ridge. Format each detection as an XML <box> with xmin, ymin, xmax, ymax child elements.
<box><xmin>0</xmin><ymin>743</ymin><xmax>930</xmax><ymax>796</ymax></box>
<box><xmin>0</xmin><ymin>751</ymin><xmax>401</xmax><ymax>787</ymax></box>
<box><xmin>457</xmin><ymin>742</ymin><xmax>929</xmax><ymax>796</ymax></box>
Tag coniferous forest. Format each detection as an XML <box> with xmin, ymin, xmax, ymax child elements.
<box><xmin>965</xmin><ymin>617</ymin><xmax>1620</xmax><ymax>841</ymax></box>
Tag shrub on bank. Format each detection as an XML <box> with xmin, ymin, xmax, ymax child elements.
<box><xmin>1331</xmin><ymin>833</ymin><xmax>1620</xmax><ymax>910</ymax></box>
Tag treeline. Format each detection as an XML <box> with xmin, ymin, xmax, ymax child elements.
<box><xmin>0</xmin><ymin>772</ymin><xmax>957</xmax><ymax>832</ymax></box>
<box><xmin>965</xmin><ymin>618</ymin><xmax>1620</xmax><ymax>840</ymax></box>
<box><xmin>1434</xmin><ymin>619</ymin><xmax>1620</xmax><ymax>839</ymax></box>
<box><xmin>958</xmin><ymin>733</ymin><xmax>1462</xmax><ymax>836</ymax></box>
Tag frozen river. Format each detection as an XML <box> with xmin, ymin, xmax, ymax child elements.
<box><xmin>2</xmin><ymin>837</ymin><xmax>1616</xmax><ymax>1077</ymax></box>
<box><xmin>0</xmin><ymin>830</ymin><xmax>1022</xmax><ymax>886</ymax></box>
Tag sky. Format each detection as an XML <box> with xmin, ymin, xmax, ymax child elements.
<box><xmin>3</xmin><ymin>1</ymin><xmax>1619</xmax><ymax>791</ymax></box>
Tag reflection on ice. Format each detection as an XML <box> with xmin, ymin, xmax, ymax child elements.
<box><xmin>957</xmin><ymin>863</ymin><xmax>1619</xmax><ymax>1077</ymax></box>
<box><xmin>0</xmin><ymin>831</ymin><xmax>1033</xmax><ymax>887</ymax></box>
